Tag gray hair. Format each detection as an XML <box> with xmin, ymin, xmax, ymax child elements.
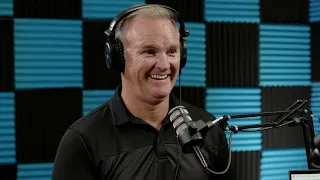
<box><xmin>115</xmin><ymin>4</ymin><xmax>180</xmax><ymax>44</ymax></box>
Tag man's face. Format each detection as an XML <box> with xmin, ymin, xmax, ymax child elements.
<box><xmin>122</xmin><ymin>17</ymin><xmax>181</xmax><ymax>104</ymax></box>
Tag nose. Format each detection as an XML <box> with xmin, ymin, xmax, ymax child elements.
<box><xmin>155</xmin><ymin>53</ymin><xmax>170</xmax><ymax>70</ymax></box>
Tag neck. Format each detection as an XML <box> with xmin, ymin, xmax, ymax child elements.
<box><xmin>121</xmin><ymin>85</ymin><xmax>170</xmax><ymax>131</ymax></box>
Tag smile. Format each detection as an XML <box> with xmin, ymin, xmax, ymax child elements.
<box><xmin>150</xmin><ymin>74</ymin><xmax>169</xmax><ymax>80</ymax></box>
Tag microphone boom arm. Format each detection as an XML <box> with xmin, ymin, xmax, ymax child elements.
<box><xmin>188</xmin><ymin>99</ymin><xmax>316</xmax><ymax>173</ymax></box>
<box><xmin>221</xmin><ymin>100</ymin><xmax>316</xmax><ymax>165</ymax></box>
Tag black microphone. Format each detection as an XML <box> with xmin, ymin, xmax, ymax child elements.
<box><xmin>309</xmin><ymin>133</ymin><xmax>320</xmax><ymax>169</ymax></box>
<box><xmin>168</xmin><ymin>105</ymin><xmax>229</xmax><ymax>154</ymax></box>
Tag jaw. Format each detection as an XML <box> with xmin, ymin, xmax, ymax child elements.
<box><xmin>145</xmin><ymin>75</ymin><xmax>173</xmax><ymax>98</ymax></box>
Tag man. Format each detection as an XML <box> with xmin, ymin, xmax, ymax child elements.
<box><xmin>52</xmin><ymin>4</ymin><xmax>233</xmax><ymax>180</ymax></box>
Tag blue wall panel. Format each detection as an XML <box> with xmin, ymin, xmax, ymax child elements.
<box><xmin>0</xmin><ymin>92</ymin><xmax>15</xmax><ymax>165</ymax></box>
<box><xmin>83</xmin><ymin>90</ymin><xmax>115</xmax><ymax>115</ymax></box>
<box><xmin>309</xmin><ymin>0</ymin><xmax>320</xmax><ymax>22</ymax></box>
<box><xmin>311</xmin><ymin>82</ymin><xmax>320</xmax><ymax>134</ymax></box>
<box><xmin>260</xmin><ymin>148</ymin><xmax>308</xmax><ymax>180</ymax></box>
<box><xmin>259</xmin><ymin>24</ymin><xmax>311</xmax><ymax>87</ymax></box>
<box><xmin>204</xmin><ymin>0</ymin><xmax>260</xmax><ymax>23</ymax></box>
<box><xmin>206</xmin><ymin>88</ymin><xmax>262</xmax><ymax>151</ymax></box>
<box><xmin>82</xmin><ymin>0</ymin><xmax>145</xmax><ymax>19</ymax></box>
<box><xmin>17</xmin><ymin>163</ymin><xmax>53</xmax><ymax>180</ymax></box>
<box><xmin>14</xmin><ymin>19</ymin><xmax>83</xmax><ymax>89</ymax></box>
<box><xmin>0</xmin><ymin>0</ymin><xmax>13</xmax><ymax>16</ymax></box>
<box><xmin>176</xmin><ymin>22</ymin><xmax>206</xmax><ymax>87</ymax></box>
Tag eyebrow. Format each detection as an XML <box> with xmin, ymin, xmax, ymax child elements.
<box><xmin>169</xmin><ymin>44</ymin><xmax>180</xmax><ymax>49</ymax></box>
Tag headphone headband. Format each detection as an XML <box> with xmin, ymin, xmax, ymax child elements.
<box><xmin>104</xmin><ymin>4</ymin><xmax>189</xmax><ymax>39</ymax></box>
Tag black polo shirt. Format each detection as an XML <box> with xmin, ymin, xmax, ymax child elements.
<box><xmin>52</xmin><ymin>85</ymin><xmax>233</xmax><ymax>180</ymax></box>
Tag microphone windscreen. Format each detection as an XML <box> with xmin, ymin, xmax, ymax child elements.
<box><xmin>314</xmin><ymin>133</ymin><xmax>320</xmax><ymax>149</ymax></box>
<box><xmin>168</xmin><ymin>106</ymin><xmax>192</xmax><ymax>137</ymax></box>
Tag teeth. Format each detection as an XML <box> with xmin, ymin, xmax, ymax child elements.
<box><xmin>150</xmin><ymin>74</ymin><xmax>168</xmax><ymax>80</ymax></box>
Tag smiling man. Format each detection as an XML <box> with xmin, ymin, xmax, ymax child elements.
<box><xmin>52</xmin><ymin>4</ymin><xmax>233</xmax><ymax>180</ymax></box>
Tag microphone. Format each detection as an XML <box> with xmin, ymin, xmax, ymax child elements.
<box><xmin>168</xmin><ymin>105</ymin><xmax>229</xmax><ymax>154</ymax></box>
<box><xmin>309</xmin><ymin>133</ymin><xmax>320</xmax><ymax>169</ymax></box>
<box><xmin>168</xmin><ymin>100</ymin><xmax>314</xmax><ymax>174</ymax></box>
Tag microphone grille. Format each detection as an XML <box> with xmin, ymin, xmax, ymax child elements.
<box><xmin>314</xmin><ymin>133</ymin><xmax>320</xmax><ymax>149</ymax></box>
<box><xmin>168</xmin><ymin>106</ymin><xmax>192</xmax><ymax>136</ymax></box>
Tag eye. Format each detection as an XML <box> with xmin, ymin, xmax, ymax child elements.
<box><xmin>169</xmin><ymin>49</ymin><xmax>177</xmax><ymax>54</ymax></box>
<box><xmin>144</xmin><ymin>49</ymin><xmax>153</xmax><ymax>54</ymax></box>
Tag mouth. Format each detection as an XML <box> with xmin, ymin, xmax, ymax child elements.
<box><xmin>149</xmin><ymin>74</ymin><xmax>169</xmax><ymax>80</ymax></box>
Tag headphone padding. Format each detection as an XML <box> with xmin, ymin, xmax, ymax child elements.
<box><xmin>105</xmin><ymin>37</ymin><xmax>112</xmax><ymax>71</ymax></box>
<box><xmin>112</xmin><ymin>38</ymin><xmax>125</xmax><ymax>73</ymax></box>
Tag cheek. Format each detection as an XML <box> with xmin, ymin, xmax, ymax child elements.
<box><xmin>170</xmin><ymin>57</ymin><xmax>181</xmax><ymax>69</ymax></box>
<box><xmin>125</xmin><ymin>52</ymin><xmax>144</xmax><ymax>78</ymax></box>
<box><xmin>137</xmin><ymin>61</ymin><xmax>153</xmax><ymax>77</ymax></box>
<box><xmin>133</xmin><ymin>58</ymin><xmax>153</xmax><ymax>79</ymax></box>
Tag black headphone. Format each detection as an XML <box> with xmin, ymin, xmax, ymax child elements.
<box><xmin>104</xmin><ymin>4</ymin><xmax>189</xmax><ymax>74</ymax></box>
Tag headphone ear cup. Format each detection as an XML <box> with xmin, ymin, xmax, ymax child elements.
<box><xmin>105</xmin><ymin>38</ymin><xmax>112</xmax><ymax>71</ymax></box>
<box><xmin>111</xmin><ymin>38</ymin><xmax>125</xmax><ymax>73</ymax></box>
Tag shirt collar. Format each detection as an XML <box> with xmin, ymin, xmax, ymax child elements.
<box><xmin>109</xmin><ymin>85</ymin><xmax>180</xmax><ymax>127</ymax></box>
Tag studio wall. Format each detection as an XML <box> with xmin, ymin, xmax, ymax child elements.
<box><xmin>0</xmin><ymin>0</ymin><xmax>319</xmax><ymax>179</ymax></box>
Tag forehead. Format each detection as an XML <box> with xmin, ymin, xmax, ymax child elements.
<box><xmin>124</xmin><ymin>17</ymin><xmax>180</xmax><ymax>44</ymax></box>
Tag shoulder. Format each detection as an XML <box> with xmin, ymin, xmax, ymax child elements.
<box><xmin>52</xmin><ymin>99</ymin><xmax>115</xmax><ymax>179</ymax></box>
<box><xmin>59</xmin><ymin>99</ymin><xmax>117</xmax><ymax>159</ymax></box>
<box><xmin>67</xmin><ymin>99</ymin><xmax>113</xmax><ymax>139</ymax></box>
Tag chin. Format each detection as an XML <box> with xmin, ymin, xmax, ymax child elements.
<box><xmin>153</xmin><ymin>89</ymin><xmax>169</xmax><ymax>97</ymax></box>
<box><xmin>144</xmin><ymin>82</ymin><xmax>173</xmax><ymax>102</ymax></box>
<box><xmin>148</xmin><ymin>90</ymin><xmax>170</xmax><ymax>103</ymax></box>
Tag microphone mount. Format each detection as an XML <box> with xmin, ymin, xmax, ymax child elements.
<box><xmin>221</xmin><ymin>99</ymin><xmax>316</xmax><ymax>169</ymax></box>
<box><xmin>186</xmin><ymin>99</ymin><xmax>317</xmax><ymax>174</ymax></box>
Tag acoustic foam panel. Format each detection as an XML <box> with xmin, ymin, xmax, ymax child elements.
<box><xmin>260</xmin><ymin>0</ymin><xmax>309</xmax><ymax>24</ymax></box>
<box><xmin>175</xmin><ymin>22</ymin><xmax>206</xmax><ymax>87</ymax></box>
<box><xmin>82</xmin><ymin>89</ymin><xmax>115</xmax><ymax>115</ymax></box>
<box><xmin>259</xmin><ymin>24</ymin><xmax>311</xmax><ymax>87</ymax></box>
<box><xmin>82</xmin><ymin>0</ymin><xmax>146</xmax><ymax>20</ymax></box>
<box><xmin>0</xmin><ymin>92</ymin><xmax>16</xmax><ymax>165</ymax></box>
<box><xmin>309</xmin><ymin>0</ymin><xmax>320</xmax><ymax>22</ymax></box>
<box><xmin>261</xmin><ymin>87</ymin><xmax>311</xmax><ymax>149</ymax></box>
<box><xmin>14</xmin><ymin>0</ymin><xmax>82</xmax><ymax>19</ymax></box>
<box><xmin>146</xmin><ymin>0</ymin><xmax>204</xmax><ymax>22</ymax></box>
<box><xmin>260</xmin><ymin>148</ymin><xmax>308</xmax><ymax>180</ymax></box>
<box><xmin>0</xmin><ymin>0</ymin><xmax>13</xmax><ymax>16</ymax></box>
<box><xmin>172</xmin><ymin>86</ymin><xmax>206</xmax><ymax>110</ymax></box>
<box><xmin>0</xmin><ymin>164</ymin><xmax>16</xmax><ymax>180</ymax></box>
<box><xmin>17</xmin><ymin>163</ymin><xmax>53</xmax><ymax>180</ymax></box>
<box><xmin>206</xmin><ymin>22</ymin><xmax>259</xmax><ymax>87</ymax></box>
<box><xmin>311</xmin><ymin>23</ymin><xmax>320</xmax><ymax>81</ymax></box>
<box><xmin>14</xmin><ymin>18</ymin><xmax>83</xmax><ymax>89</ymax></box>
<box><xmin>15</xmin><ymin>88</ymin><xmax>82</xmax><ymax>163</ymax></box>
<box><xmin>206</xmin><ymin>88</ymin><xmax>262</xmax><ymax>151</ymax></box>
<box><xmin>0</xmin><ymin>18</ymin><xmax>14</xmax><ymax>91</ymax></box>
<box><xmin>0</xmin><ymin>1</ymin><xmax>316</xmax><ymax>180</ymax></box>
<box><xmin>204</xmin><ymin>0</ymin><xmax>260</xmax><ymax>23</ymax></box>
<box><xmin>231</xmin><ymin>151</ymin><xmax>261</xmax><ymax>180</ymax></box>
<box><xmin>82</xmin><ymin>20</ymin><xmax>121</xmax><ymax>90</ymax></box>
